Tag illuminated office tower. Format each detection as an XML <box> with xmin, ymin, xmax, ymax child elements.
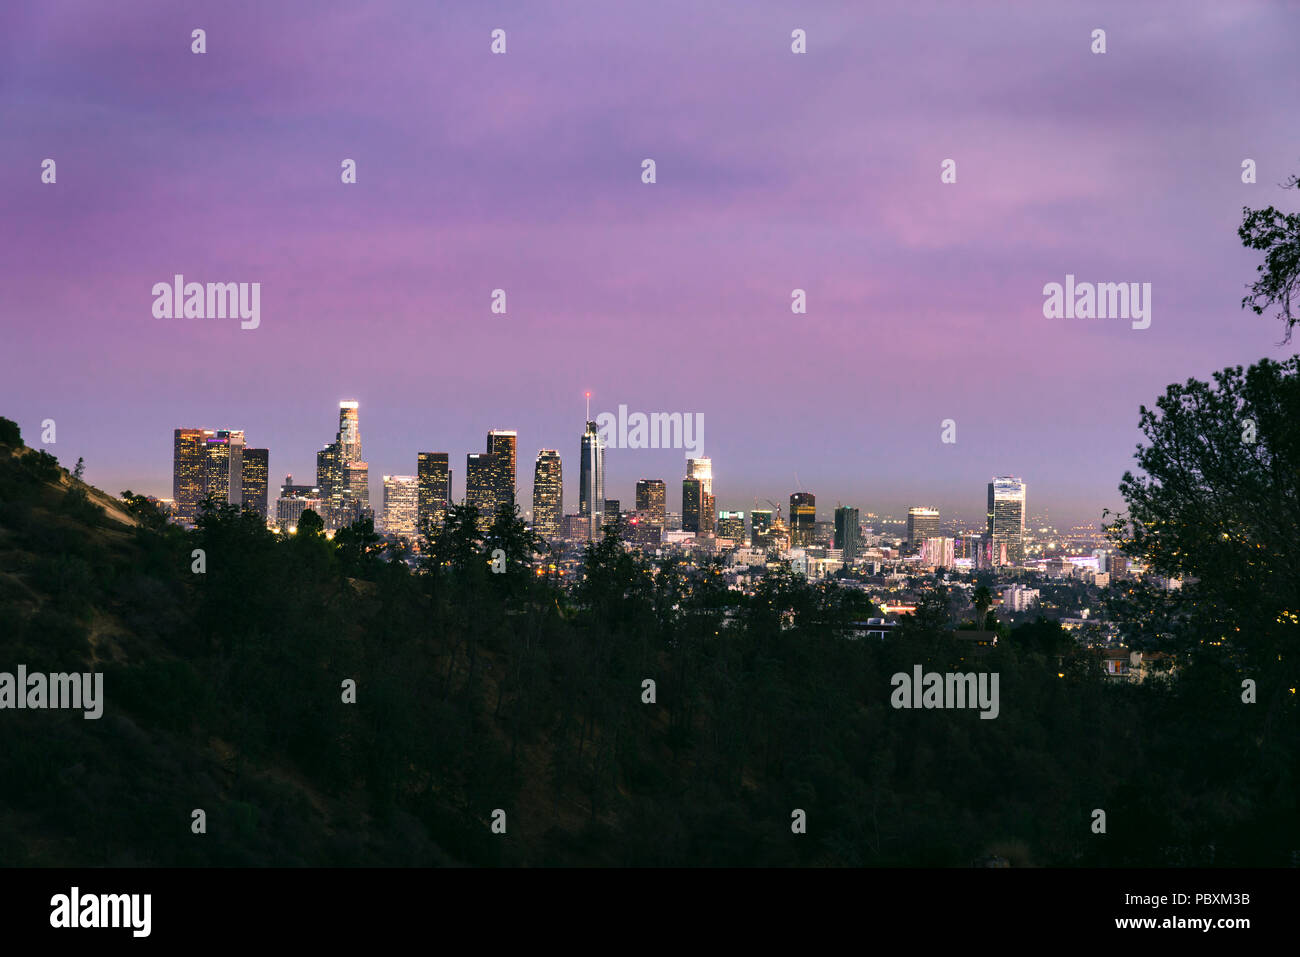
<box><xmin>316</xmin><ymin>442</ymin><xmax>342</xmax><ymax>526</ymax></box>
<box><xmin>579</xmin><ymin>418</ymin><xmax>605</xmax><ymax>541</ymax></box>
<box><xmin>172</xmin><ymin>428</ymin><xmax>212</xmax><ymax>524</ymax></box>
<box><xmin>682</xmin><ymin>477</ymin><xmax>704</xmax><ymax>534</ymax></box>
<box><xmin>466</xmin><ymin>452</ymin><xmax>496</xmax><ymax>530</ymax></box>
<box><xmin>907</xmin><ymin>506</ymin><xmax>940</xmax><ymax>545</ymax></box>
<box><xmin>532</xmin><ymin>450</ymin><xmax>563</xmax><ymax>539</ymax></box>
<box><xmin>417</xmin><ymin>452</ymin><xmax>451</xmax><ymax>534</ymax></box>
<box><xmin>750</xmin><ymin>508</ymin><xmax>772</xmax><ymax>547</ymax></box>
<box><xmin>314</xmin><ymin>400</ymin><xmax>367</xmax><ymax>530</ymax></box>
<box><xmin>241</xmin><ymin>447</ymin><xmax>269</xmax><ymax>519</ymax></box>
<box><xmin>686</xmin><ymin>457</ymin><xmax>712</xmax><ymax>496</ymax></box>
<box><xmin>343</xmin><ymin>461</ymin><xmax>370</xmax><ymax>511</ymax></box>
<box><xmin>717</xmin><ymin>510</ymin><xmax>745</xmax><ymax>541</ymax></box>
<box><xmin>382</xmin><ymin>475</ymin><xmax>419</xmax><ymax>537</ymax></box>
<box><xmin>201</xmin><ymin>430</ymin><xmax>245</xmax><ymax>507</ymax></box>
<box><xmin>224</xmin><ymin>430</ymin><xmax>246</xmax><ymax>506</ymax></box>
<box><xmin>343</xmin><ymin>461</ymin><xmax>369</xmax><ymax>503</ymax></box>
<box><xmin>635</xmin><ymin>479</ymin><xmax>667</xmax><ymax>531</ymax></box>
<box><xmin>834</xmin><ymin>506</ymin><xmax>861</xmax><ymax>561</ymax></box>
<box><xmin>487</xmin><ymin>430</ymin><xmax>517</xmax><ymax>511</ymax></box>
<box><xmin>204</xmin><ymin>431</ymin><xmax>231</xmax><ymax>504</ymax></box>
<box><xmin>701</xmin><ymin>492</ymin><xmax>716</xmax><ymax>537</ymax></box>
<box><xmin>789</xmin><ymin>492</ymin><xmax>816</xmax><ymax>546</ymax></box>
<box><xmin>338</xmin><ymin>401</ymin><xmax>361</xmax><ymax>464</ymax></box>
<box><xmin>986</xmin><ymin>476</ymin><xmax>1027</xmax><ymax>565</ymax></box>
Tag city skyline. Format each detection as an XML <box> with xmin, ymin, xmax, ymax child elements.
<box><xmin>5</xmin><ymin>2</ymin><xmax>1297</xmax><ymax>529</ymax></box>
<box><xmin>168</xmin><ymin>397</ymin><xmax>1072</xmax><ymax>532</ymax></box>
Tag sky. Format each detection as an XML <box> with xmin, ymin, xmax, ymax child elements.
<box><xmin>2</xmin><ymin>0</ymin><xmax>1298</xmax><ymax>528</ymax></box>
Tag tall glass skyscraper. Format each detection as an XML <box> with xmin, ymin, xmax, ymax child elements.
<box><xmin>317</xmin><ymin>401</ymin><xmax>367</xmax><ymax>530</ymax></box>
<box><xmin>316</xmin><ymin>442</ymin><xmax>342</xmax><ymax>526</ymax></box>
<box><xmin>579</xmin><ymin>420</ymin><xmax>605</xmax><ymax>541</ymax></box>
<box><xmin>750</xmin><ymin>508</ymin><xmax>772</xmax><ymax>547</ymax></box>
<box><xmin>487</xmin><ymin>430</ymin><xmax>517</xmax><ymax>511</ymax></box>
<box><xmin>417</xmin><ymin>452</ymin><xmax>451</xmax><ymax>534</ymax></box>
<box><xmin>241</xmin><ymin>447</ymin><xmax>269</xmax><ymax>519</ymax></box>
<box><xmin>343</xmin><ymin>462</ymin><xmax>370</xmax><ymax>507</ymax></box>
<box><xmin>201</xmin><ymin>430</ymin><xmax>245</xmax><ymax>508</ymax></box>
<box><xmin>382</xmin><ymin>475</ymin><xmax>419</xmax><ymax>537</ymax></box>
<box><xmin>987</xmin><ymin>476</ymin><xmax>1026</xmax><ymax>565</ymax></box>
<box><xmin>907</xmin><ymin>506</ymin><xmax>940</xmax><ymax>545</ymax></box>
<box><xmin>635</xmin><ymin>479</ymin><xmax>666</xmax><ymax>530</ymax></box>
<box><xmin>338</xmin><ymin>401</ymin><xmax>361</xmax><ymax>465</ymax></box>
<box><xmin>466</xmin><ymin>452</ymin><xmax>496</xmax><ymax>528</ymax></box>
<box><xmin>173</xmin><ymin>428</ymin><xmax>212</xmax><ymax>524</ymax></box>
<box><xmin>789</xmin><ymin>492</ymin><xmax>816</xmax><ymax>546</ymax></box>
<box><xmin>718</xmin><ymin>510</ymin><xmax>745</xmax><ymax>540</ymax></box>
<box><xmin>686</xmin><ymin>457</ymin><xmax>712</xmax><ymax>496</ymax></box>
<box><xmin>834</xmin><ymin>506</ymin><xmax>861</xmax><ymax>561</ymax></box>
<box><xmin>532</xmin><ymin>449</ymin><xmax>563</xmax><ymax>539</ymax></box>
<box><xmin>682</xmin><ymin>477</ymin><xmax>703</xmax><ymax>533</ymax></box>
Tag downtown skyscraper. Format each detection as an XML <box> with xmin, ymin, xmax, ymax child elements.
<box><xmin>317</xmin><ymin>400</ymin><xmax>369</xmax><ymax>530</ymax></box>
<box><xmin>416</xmin><ymin>452</ymin><xmax>451</xmax><ymax>534</ymax></box>
<box><xmin>685</xmin><ymin>458</ymin><xmax>715</xmax><ymax>536</ymax></box>
<box><xmin>789</xmin><ymin>492</ymin><xmax>816</xmax><ymax>547</ymax></box>
<box><xmin>338</xmin><ymin>400</ymin><xmax>361</xmax><ymax>464</ymax></box>
<box><xmin>987</xmin><ymin>476</ymin><xmax>1027</xmax><ymax>565</ymax></box>
<box><xmin>682</xmin><ymin>477</ymin><xmax>704</xmax><ymax>534</ymax></box>
<box><xmin>635</xmin><ymin>479</ymin><xmax>666</xmax><ymax>532</ymax></box>
<box><xmin>466</xmin><ymin>452</ymin><xmax>495</xmax><ymax>529</ymax></box>
<box><xmin>172</xmin><ymin>428</ymin><xmax>209</xmax><ymax>523</ymax></box>
<box><xmin>907</xmin><ymin>506</ymin><xmax>940</xmax><ymax>545</ymax></box>
<box><xmin>487</xmin><ymin>430</ymin><xmax>517</xmax><ymax>511</ymax></box>
<box><xmin>463</xmin><ymin>430</ymin><xmax>518</xmax><ymax>531</ymax></box>
<box><xmin>718</xmin><ymin>510</ymin><xmax>745</xmax><ymax>541</ymax></box>
<box><xmin>834</xmin><ymin>506</ymin><xmax>861</xmax><ymax>561</ymax></box>
<box><xmin>241</xmin><ymin>447</ymin><xmax>269</xmax><ymax>519</ymax></box>
<box><xmin>382</xmin><ymin>474</ymin><xmax>419</xmax><ymax>537</ymax></box>
<box><xmin>532</xmin><ymin>449</ymin><xmax>563</xmax><ymax>540</ymax></box>
<box><xmin>202</xmin><ymin>429</ymin><xmax>244</xmax><ymax>506</ymax></box>
<box><xmin>579</xmin><ymin>418</ymin><xmax>605</xmax><ymax>541</ymax></box>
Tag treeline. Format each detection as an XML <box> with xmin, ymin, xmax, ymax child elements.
<box><xmin>0</xmin><ymin>422</ymin><xmax>1295</xmax><ymax>865</ymax></box>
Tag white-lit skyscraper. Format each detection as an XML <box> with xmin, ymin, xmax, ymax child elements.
<box><xmin>987</xmin><ymin>476</ymin><xmax>1026</xmax><ymax>565</ymax></box>
<box><xmin>382</xmin><ymin>475</ymin><xmax>418</xmax><ymax>537</ymax></box>
<box><xmin>686</xmin><ymin>457</ymin><xmax>712</xmax><ymax>496</ymax></box>
<box><xmin>338</xmin><ymin>401</ymin><xmax>361</xmax><ymax>464</ymax></box>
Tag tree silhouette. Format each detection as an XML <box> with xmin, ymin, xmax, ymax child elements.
<box><xmin>1105</xmin><ymin>356</ymin><xmax>1300</xmax><ymax>691</ymax></box>
<box><xmin>1240</xmin><ymin>170</ymin><xmax>1300</xmax><ymax>341</ymax></box>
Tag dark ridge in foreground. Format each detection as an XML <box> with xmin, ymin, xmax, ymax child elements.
<box><xmin>0</xmin><ymin>416</ymin><xmax>1295</xmax><ymax>866</ymax></box>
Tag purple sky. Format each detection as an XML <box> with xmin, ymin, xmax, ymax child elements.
<box><xmin>2</xmin><ymin>0</ymin><xmax>1298</xmax><ymax>527</ymax></box>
